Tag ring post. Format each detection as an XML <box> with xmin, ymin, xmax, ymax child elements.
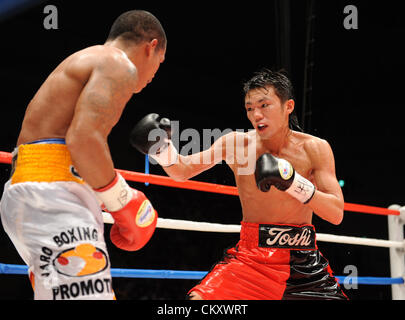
<box><xmin>388</xmin><ymin>204</ymin><xmax>405</xmax><ymax>300</ymax></box>
<box><xmin>144</xmin><ymin>155</ymin><xmax>149</xmax><ymax>186</ymax></box>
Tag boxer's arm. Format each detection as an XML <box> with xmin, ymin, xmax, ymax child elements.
<box><xmin>305</xmin><ymin>139</ymin><xmax>344</xmax><ymax>225</ymax></box>
<box><xmin>162</xmin><ymin>132</ymin><xmax>232</xmax><ymax>181</ymax></box>
<box><xmin>66</xmin><ymin>55</ymin><xmax>137</xmax><ymax>188</ymax></box>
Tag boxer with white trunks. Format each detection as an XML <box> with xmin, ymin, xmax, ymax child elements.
<box><xmin>131</xmin><ymin>69</ymin><xmax>348</xmax><ymax>300</ymax></box>
<box><xmin>0</xmin><ymin>10</ymin><xmax>165</xmax><ymax>300</ymax></box>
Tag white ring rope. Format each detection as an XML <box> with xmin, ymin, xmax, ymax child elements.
<box><xmin>102</xmin><ymin>212</ymin><xmax>405</xmax><ymax>249</ymax></box>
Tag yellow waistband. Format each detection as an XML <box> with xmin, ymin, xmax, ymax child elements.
<box><xmin>11</xmin><ymin>143</ymin><xmax>84</xmax><ymax>184</ymax></box>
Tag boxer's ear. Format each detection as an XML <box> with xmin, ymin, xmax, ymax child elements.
<box><xmin>145</xmin><ymin>39</ymin><xmax>158</xmax><ymax>57</ymax></box>
<box><xmin>285</xmin><ymin>99</ymin><xmax>294</xmax><ymax>115</ymax></box>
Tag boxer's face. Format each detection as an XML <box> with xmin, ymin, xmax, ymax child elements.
<box><xmin>245</xmin><ymin>86</ymin><xmax>293</xmax><ymax>139</ymax></box>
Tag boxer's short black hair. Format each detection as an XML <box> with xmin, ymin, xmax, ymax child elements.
<box><xmin>107</xmin><ymin>10</ymin><xmax>166</xmax><ymax>50</ymax></box>
<box><xmin>243</xmin><ymin>68</ymin><xmax>294</xmax><ymax>102</ymax></box>
<box><xmin>243</xmin><ymin>68</ymin><xmax>303</xmax><ymax>132</ymax></box>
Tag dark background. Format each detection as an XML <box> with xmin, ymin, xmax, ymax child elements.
<box><xmin>0</xmin><ymin>0</ymin><xmax>404</xmax><ymax>300</ymax></box>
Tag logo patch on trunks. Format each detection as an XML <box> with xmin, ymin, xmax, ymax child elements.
<box><xmin>259</xmin><ymin>224</ymin><xmax>316</xmax><ymax>249</ymax></box>
<box><xmin>53</xmin><ymin>244</ymin><xmax>108</xmax><ymax>277</ymax></box>
<box><xmin>69</xmin><ymin>165</ymin><xmax>82</xmax><ymax>179</ymax></box>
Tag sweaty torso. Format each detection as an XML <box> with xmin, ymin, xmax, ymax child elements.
<box><xmin>226</xmin><ymin>130</ymin><xmax>317</xmax><ymax>225</ymax></box>
<box><xmin>17</xmin><ymin>45</ymin><xmax>122</xmax><ymax>146</ymax></box>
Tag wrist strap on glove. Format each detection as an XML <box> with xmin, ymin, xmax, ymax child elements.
<box><xmin>94</xmin><ymin>172</ymin><xmax>132</xmax><ymax>211</ymax></box>
<box><xmin>285</xmin><ymin>172</ymin><xmax>316</xmax><ymax>204</ymax></box>
<box><xmin>150</xmin><ymin>140</ymin><xmax>179</xmax><ymax>167</ymax></box>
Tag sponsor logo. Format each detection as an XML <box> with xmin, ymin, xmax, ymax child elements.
<box><xmin>278</xmin><ymin>159</ymin><xmax>294</xmax><ymax>180</ymax></box>
<box><xmin>35</xmin><ymin>226</ymin><xmax>113</xmax><ymax>299</ymax></box>
<box><xmin>69</xmin><ymin>165</ymin><xmax>82</xmax><ymax>179</ymax></box>
<box><xmin>259</xmin><ymin>224</ymin><xmax>315</xmax><ymax>249</ymax></box>
<box><xmin>136</xmin><ymin>200</ymin><xmax>156</xmax><ymax>227</ymax></box>
<box><xmin>38</xmin><ymin>227</ymin><xmax>100</xmax><ymax>278</ymax></box>
<box><xmin>53</xmin><ymin>243</ymin><xmax>108</xmax><ymax>277</ymax></box>
<box><xmin>52</xmin><ymin>277</ymin><xmax>113</xmax><ymax>300</ymax></box>
<box><xmin>52</xmin><ymin>227</ymin><xmax>98</xmax><ymax>247</ymax></box>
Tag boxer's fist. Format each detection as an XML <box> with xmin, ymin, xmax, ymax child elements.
<box><xmin>109</xmin><ymin>189</ymin><xmax>157</xmax><ymax>251</ymax></box>
<box><xmin>130</xmin><ymin>113</ymin><xmax>178</xmax><ymax>167</ymax></box>
<box><xmin>130</xmin><ymin>113</ymin><xmax>172</xmax><ymax>154</ymax></box>
<box><xmin>255</xmin><ymin>153</ymin><xmax>316</xmax><ymax>204</ymax></box>
<box><xmin>95</xmin><ymin>172</ymin><xmax>157</xmax><ymax>251</ymax></box>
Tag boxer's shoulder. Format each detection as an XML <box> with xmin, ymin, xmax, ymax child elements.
<box><xmin>291</xmin><ymin>132</ymin><xmax>334</xmax><ymax>167</ymax></box>
<box><xmin>64</xmin><ymin>45</ymin><xmax>137</xmax><ymax>84</ymax></box>
<box><xmin>290</xmin><ymin>131</ymin><xmax>329</xmax><ymax>152</ymax></box>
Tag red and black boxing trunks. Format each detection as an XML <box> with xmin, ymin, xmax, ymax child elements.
<box><xmin>188</xmin><ymin>222</ymin><xmax>348</xmax><ymax>300</ymax></box>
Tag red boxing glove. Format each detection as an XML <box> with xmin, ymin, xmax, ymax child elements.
<box><xmin>94</xmin><ymin>172</ymin><xmax>157</xmax><ymax>251</ymax></box>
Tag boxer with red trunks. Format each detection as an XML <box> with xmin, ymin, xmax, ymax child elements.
<box><xmin>131</xmin><ymin>69</ymin><xmax>347</xmax><ymax>300</ymax></box>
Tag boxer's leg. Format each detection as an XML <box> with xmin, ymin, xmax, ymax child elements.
<box><xmin>1</xmin><ymin>181</ymin><xmax>115</xmax><ymax>300</ymax></box>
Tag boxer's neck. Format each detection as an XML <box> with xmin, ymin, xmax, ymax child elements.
<box><xmin>104</xmin><ymin>39</ymin><xmax>139</xmax><ymax>62</ymax></box>
<box><xmin>259</xmin><ymin>125</ymin><xmax>291</xmax><ymax>155</ymax></box>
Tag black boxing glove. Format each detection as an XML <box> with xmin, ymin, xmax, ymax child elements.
<box><xmin>255</xmin><ymin>153</ymin><xmax>316</xmax><ymax>204</ymax></box>
<box><xmin>130</xmin><ymin>113</ymin><xmax>178</xmax><ymax>167</ymax></box>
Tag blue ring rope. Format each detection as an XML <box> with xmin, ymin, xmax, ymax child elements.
<box><xmin>0</xmin><ymin>263</ymin><xmax>403</xmax><ymax>285</ymax></box>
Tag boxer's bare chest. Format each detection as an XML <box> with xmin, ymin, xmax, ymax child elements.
<box><xmin>229</xmin><ymin>131</ymin><xmax>315</xmax><ymax>224</ymax></box>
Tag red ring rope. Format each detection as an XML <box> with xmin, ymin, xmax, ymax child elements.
<box><xmin>0</xmin><ymin>151</ymin><xmax>399</xmax><ymax>216</ymax></box>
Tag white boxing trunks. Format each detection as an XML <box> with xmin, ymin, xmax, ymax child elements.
<box><xmin>0</xmin><ymin>139</ymin><xmax>115</xmax><ymax>300</ymax></box>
